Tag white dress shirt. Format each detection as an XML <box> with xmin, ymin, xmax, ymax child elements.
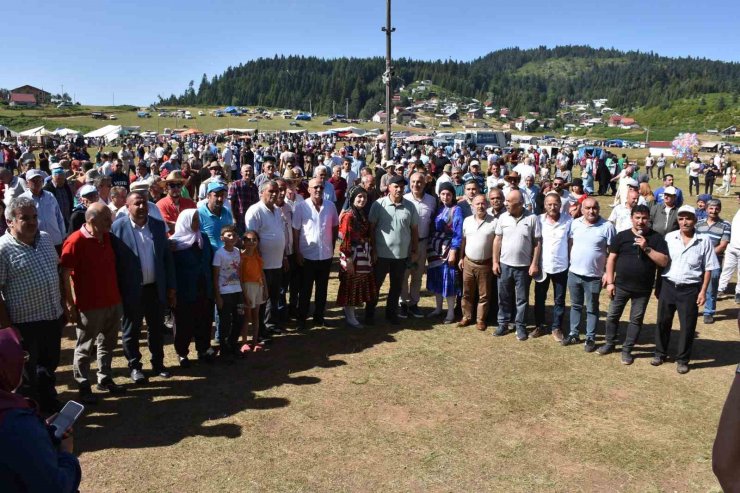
<box><xmin>292</xmin><ymin>199</ymin><xmax>338</xmax><ymax>261</ymax></box>
<box><xmin>245</xmin><ymin>201</ymin><xmax>286</xmax><ymax>269</ymax></box>
<box><xmin>539</xmin><ymin>213</ymin><xmax>572</xmax><ymax>274</ymax></box>
<box><xmin>130</xmin><ymin>219</ymin><xmax>156</xmax><ymax>285</ymax></box>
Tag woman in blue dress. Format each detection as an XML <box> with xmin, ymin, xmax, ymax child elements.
<box><xmin>426</xmin><ymin>182</ymin><xmax>464</xmax><ymax>323</ymax></box>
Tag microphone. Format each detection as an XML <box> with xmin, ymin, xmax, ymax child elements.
<box><xmin>635</xmin><ymin>229</ymin><xmax>643</xmax><ymax>258</ymax></box>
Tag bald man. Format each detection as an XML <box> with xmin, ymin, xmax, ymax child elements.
<box><xmin>61</xmin><ymin>203</ymin><xmax>126</xmax><ymax>404</ymax></box>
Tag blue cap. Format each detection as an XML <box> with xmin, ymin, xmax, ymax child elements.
<box><xmin>206</xmin><ymin>181</ymin><xmax>226</xmax><ymax>194</ymax></box>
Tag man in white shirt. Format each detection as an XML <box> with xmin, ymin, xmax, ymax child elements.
<box><xmin>513</xmin><ymin>157</ymin><xmax>537</xmax><ymax>182</ymax></box>
<box><xmin>400</xmin><ymin>172</ymin><xmax>436</xmax><ymax>319</ymax></box>
<box><xmin>718</xmin><ymin>201</ymin><xmax>740</xmax><ymax>303</ymax></box>
<box><xmin>459</xmin><ymin>194</ymin><xmax>496</xmax><ymax>331</ymax></box>
<box><xmin>608</xmin><ymin>189</ymin><xmax>639</xmax><ymax>233</ymax></box>
<box><xmin>340</xmin><ymin>157</ymin><xmax>358</xmax><ymax>187</ymax></box>
<box><xmin>245</xmin><ymin>181</ymin><xmax>288</xmax><ymax>335</ymax></box>
<box><xmin>292</xmin><ymin>178</ymin><xmax>339</xmax><ymax>331</ymax></box>
<box><xmin>653</xmin><ymin>205</ymin><xmax>718</xmax><ymax>374</ymax></box>
<box><xmin>533</xmin><ymin>192</ymin><xmax>572</xmax><ymax>341</ymax></box>
<box><xmin>435</xmin><ymin>164</ymin><xmax>452</xmax><ymax>195</ymax></box>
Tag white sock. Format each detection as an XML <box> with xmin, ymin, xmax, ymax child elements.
<box><xmin>344</xmin><ymin>306</ymin><xmax>358</xmax><ymax>325</ymax></box>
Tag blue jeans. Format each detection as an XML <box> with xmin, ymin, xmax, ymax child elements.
<box><xmin>567</xmin><ymin>272</ymin><xmax>602</xmax><ymax>339</ymax></box>
<box><xmin>497</xmin><ymin>264</ymin><xmax>530</xmax><ymax>330</ymax></box>
<box><xmin>704</xmin><ymin>268</ymin><xmax>721</xmax><ymax>316</ymax></box>
<box><xmin>534</xmin><ymin>270</ymin><xmax>568</xmax><ymax>330</ymax></box>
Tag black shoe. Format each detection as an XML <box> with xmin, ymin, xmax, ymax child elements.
<box><xmin>621</xmin><ymin>351</ymin><xmax>634</xmax><ymax>365</ymax></box>
<box><xmin>493</xmin><ymin>324</ymin><xmax>508</xmax><ymax>337</ymax></box>
<box><xmin>268</xmin><ymin>326</ymin><xmax>285</xmax><ymax>335</ymax></box>
<box><xmin>198</xmin><ymin>348</ymin><xmax>216</xmax><ymax>364</ymax></box>
<box><xmin>676</xmin><ymin>362</ymin><xmax>690</xmax><ymax>374</ymax></box>
<box><xmin>597</xmin><ymin>344</ymin><xmax>615</xmax><ymax>356</ymax></box>
<box><xmin>386</xmin><ymin>315</ymin><xmax>401</xmax><ymax>326</ymax></box>
<box><xmin>398</xmin><ymin>304</ymin><xmax>409</xmax><ymax>319</ymax></box>
<box><xmin>131</xmin><ymin>368</ymin><xmax>148</xmax><ymax>384</ymax></box>
<box><xmin>515</xmin><ymin>326</ymin><xmax>528</xmax><ymax>341</ymax></box>
<box><xmin>703</xmin><ymin>314</ymin><xmax>714</xmax><ymax>324</ymax></box>
<box><xmin>408</xmin><ymin>305</ymin><xmax>424</xmax><ymax>318</ymax></box>
<box><xmin>650</xmin><ymin>355</ymin><xmax>665</xmax><ymax>366</ymax></box>
<box><xmin>152</xmin><ymin>366</ymin><xmax>172</xmax><ymax>378</ymax></box>
<box><xmin>179</xmin><ymin>356</ymin><xmax>191</xmax><ymax>368</ymax></box>
<box><xmin>584</xmin><ymin>339</ymin><xmax>596</xmax><ymax>352</ymax></box>
<box><xmin>78</xmin><ymin>385</ymin><xmax>98</xmax><ymax>405</ymax></box>
<box><xmin>296</xmin><ymin>321</ymin><xmax>308</xmax><ymax>332</ymax></box>
<box><xmin>96</xmin><ymin>379</ymin><xmax>126</xmax><ymax>395</ymax></box>
<box><xmin>561</xmin><ymin>334</ymin><xmax>581</xmax><ymax>346</ymax></box>
<box><xmin>313</xmin><ymin>318</ymin><xmax>333</xmax><ymax>328</ymax></box>
<box><xmin>735</xmin><ymin>293</ymin><xmax>740</xmax><ymax>304</ymax></box>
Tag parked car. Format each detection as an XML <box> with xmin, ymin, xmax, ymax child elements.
<box><xmin>198</xmin><ymin>110</ymin><xmax>205</xmax><ymax>116</ymax></box>
<box><xmin>322</xmin><ymin>120</ymin><xmax>333</xmax><ymax>125</ymax></box>
<box><xmin>108</xmin><ymin>114</ymin><xmax>117</xmax><ymax>120</ymax></box>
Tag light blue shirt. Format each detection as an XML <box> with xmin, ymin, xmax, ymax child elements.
<box><xmin>322</xmin><ymin>180</ymin><xmax>336</xmax><ymax>203</ymax></box>
<box><xmin>20</xmin><ymin>190</ymin><xmax>66</xmax><ymax>246</ymax></box>
<box><xmin>197</xmin><ymin>203</ymin><xmax>234</xmax><ymax>251</ymax></box>
<box><xmin>569</xmin><ymin>216</ymin><xmax>616</xmax><ymax>278</ymax></box>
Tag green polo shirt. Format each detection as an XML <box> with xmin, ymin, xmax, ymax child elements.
<box><xmin>369</xmin><ymin>196</ymin><xmax>419</xmax><ymax>259</ymax></box>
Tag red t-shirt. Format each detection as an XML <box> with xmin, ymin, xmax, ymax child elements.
<box><xmin>156</xmin><ymin>195</ymin><xmax>196</xmax><ymax>233</ymax></box>
<box><xmin>60</xmin><ymin>226</ymin><xmax>121</xmax><ymax>312</ymax></box>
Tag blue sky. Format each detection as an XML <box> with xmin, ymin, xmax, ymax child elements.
<box><xmin>4</xmin><ymin>0</ymin><xmax>738</xmax><ymax>106</ymax></box>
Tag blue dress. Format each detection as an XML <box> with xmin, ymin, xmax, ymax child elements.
<box><xmin>426</xmin><ymin>204</ymin><xmax>464</xmax><ymax>297</ymax></box>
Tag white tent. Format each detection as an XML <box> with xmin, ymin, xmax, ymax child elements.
<box><xmin>214</xmin><ymin>128</ymin><xmax>256</xmax><ymax>134</ymax></box>
<box><xmin>53</xmin><ymin>128</ymin><xmax>81</xmax><ymax>137</ymax></box>
<box><xmin>19</xmin><ymin>126</ymin><xmax>54</xmax><ymax>137</ymax></box>
<box><xmin>84</xmin><ymin>125</ymin><xmax>121</xmax><ymax>138</ymax></box>
<box><xmin>0</xmin><ymin>125</ymin><xmax>17</xmax><ymax>137</ymax></box>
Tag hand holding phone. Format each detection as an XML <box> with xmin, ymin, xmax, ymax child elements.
<box><xmin>48</xmin><ymin>400</ymin><xmax>84</xmax><ymax>440</ymax></box>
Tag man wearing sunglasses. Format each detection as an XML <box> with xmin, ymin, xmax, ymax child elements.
<box><xmin>156</xmin><ymin>171</ymin><xmax>196</xmax><ymax>236</ymax></box>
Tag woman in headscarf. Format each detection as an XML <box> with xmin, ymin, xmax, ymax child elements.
<box><xmin>0</xmin><ymin>327</ymin><xmax>81</xmax><ymax>491</ymax></box>
<box><xmin>336</xmin><ymin>186</ymin><xmax>376</xmax><ymax>328</ymax></box>
<box><xmin>427</xmin><ymin>182</ymin><xmax>464</xmax><ymax>323</ymax></box>
<box><xmin>169</xmin><ymin>209</ymin><xmax>215</xmax><ymax>366</ymax></box>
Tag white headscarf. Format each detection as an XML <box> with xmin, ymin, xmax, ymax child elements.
<box><xmin>169</xmin><ymin>209</ymin><xmax>203</xmax><ymax>251</ymax></box>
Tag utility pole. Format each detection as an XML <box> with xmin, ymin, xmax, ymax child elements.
<box><xmin>382</xmin><ymin>0</ymin><xmax>395</xmax><ymax>161</ymax></box>
<box><xmin>346</xmin><ymin>98</ymin><xmax>349</xmax><ymax>119</ymax></box>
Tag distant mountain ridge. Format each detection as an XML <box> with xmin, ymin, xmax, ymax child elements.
<box><xmin>160</xmin><ymin>45</ymin><xmax>740</xmax><ymax>119</ymax></box>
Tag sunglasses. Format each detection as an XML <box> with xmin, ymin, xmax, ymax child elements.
<box><xmin>310</xmin><ymin>186</ymin><xmax>324</xmax><ymax>190</ymax></box>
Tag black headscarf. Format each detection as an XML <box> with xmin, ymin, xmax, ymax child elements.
<box><xmin>346</xmin><ymin>185</ymin><xmax>368</xmax><ymax>230</ymax></box>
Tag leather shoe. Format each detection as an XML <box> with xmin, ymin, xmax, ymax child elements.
<box><xmin>96</xmin><ymin>379</ymin><xmax>127</xmax><ymax>395</ymax></box>
<box><xmin>78</xmin><ymin>385</ymin><xmax>98</xmax><ymax>405</ymax></box>
<box><xmin>131</xmin><ymin>368</ymin><xmax>148</xmax><ymax>384</ymax></box>
<box><xmin>475</xmin><ymin>322</ymin><xmax>486</xmax><ymax>331</ymax></box>
<box><xmin>457</xmin><ymin>318</ymin><xmax>472</xmax><ymax>328</ymax></box>
<box><xmin>152</xmin><ymin>366</ymin><xmax>172</xmax><ymax>378</ymax></box>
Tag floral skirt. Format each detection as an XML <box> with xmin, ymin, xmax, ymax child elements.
<box><xmin>336</xmin><ymin>271</ymin><xmax>377</xmax><ymax>307</ymax></box>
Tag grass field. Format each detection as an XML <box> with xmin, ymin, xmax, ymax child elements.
<box><xmin>51</xmin><ymin>167</ymin><xmax>739</xmax><ymax>492</ymax></box>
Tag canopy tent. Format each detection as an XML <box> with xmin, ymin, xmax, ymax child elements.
<box><xmin>405</xmin><ymin>135</ymin><xmax>433</xmax><ymax>143</ymax></box>
<box><xmin>285</xmin><ymin>129</ymin><xmax>307</xmax><ymax>134</ymax></box>
<box><xmin>214</xmin><ymin>128</ymin><xmax>256</xmax><ymax>135</ymax></box>
<box><xmin>53</xmin><ymin>127</ymin><xmax>81</xmax><ymax>137</ymax></box>
<box><xmin>332</xmin><ymin>126</ymin><xmax>366</xmax><ymax>135</ymax></box>
<box><xmin>700</xmin><ymin>141</ymin><xmax>721</xmax><ymax>151</ymax></box>
<box><xmin>84</xmin><ymin>125</ymin><xmax>121</xmax><ymax>138</ymax></box>
<box><xmin>0</xmin><ymin>125</ymin><xmax>17</xmax><ymax>137</ymax></box>
<box><xmin>179</xmin><ymin>128</ymin><xmax>203</xmax><ymax>137</ymax></box>
<box><xmin>223</xmin><ymin>106</ymin><xmax>239</xmax><ymax>114</ymax></box>
<box><xmin>19</xmin><ymin>126</ymin><xmax>55</xmax><ymax>137</ymax></box>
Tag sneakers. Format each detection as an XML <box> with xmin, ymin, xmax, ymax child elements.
<box><xmin>650</xmin><ymin>355</ymin><xmax>665</xmax><ymax>366</ymax></box>
<box><xmin>735</xmin><ymin>293</ymin><xmax>740</xmax><ymax>304</ymax></box>
<box><xmin>493</xmin><ymin>324</ymin><xmax>508</xmax><ymax>337</ymax></box>
<box><xmin>152</xmin><ymin>366</ymin><xmax>172</xmax><ymax>379</ymax></box>
<box><xmin>408</xmin><ymin>305</ymin><xmax>424</xmax><ymax>318</ymax></box>
<box><xmin>130</xmin><ymin>368</ymin><xmax>148</xmax><ymax>384</ymax></box>
<box><xmin>551</xmin><ymin>328</ymin><xmax>564</xmax><ymax>343</ymax></box>
<box><xmin>676</xmin><ymin>362</ymin><xmax>690</xmax><ymax>374</ymax></box>
<box><xmin>515</xmin><ymin>326</ymin><xmax>528</xmax><ymax>341</ymax></box>
<box><xmin>561</xmin><ymin>334</ymin><xmax>581</xmax><ymax>346</ymax></box>
<box><xmin>584</xmin><ymin>339</ymin><xmax>596</xmax><ymax>353</ymax></box>
<box><xmin>530</xmin><ymin>325</ymin><xmax>549</xmax><ymax>338</ymax></box>
<box><xmin>398</xmin><ymin>304</ymin><xmax>409</xmax><ymax>319</ymax></box>
<box><xmin>597</xmin><ymin>344</ymin><xmax>615</xmax><ymax>356</ymax></box>
<box><xmin>621</xmin><ymin>351</ymin><xmax>634</xmax><ymax>365</ymax></box>
<box><xmin>703</xmin><ymin>314</ymin><xmax>714</xmax><ymax>324</ymax></box>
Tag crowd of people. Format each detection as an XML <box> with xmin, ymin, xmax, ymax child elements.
<box><xmin>0</xmin><ymin>131</ymin><xmax>738</xmax><ymax>489</ymax></box>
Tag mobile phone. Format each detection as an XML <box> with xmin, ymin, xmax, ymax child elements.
<box><xmin>49</xmin><ymin>400</ymin><xmax>85</xmax><ymax>439</ymax></box>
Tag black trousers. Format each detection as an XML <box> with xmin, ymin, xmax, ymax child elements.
<box><xmin>281</xmin><ymin>253</ymin><xmax>302</xmax><ymax>317</ymax></box>
<box><xmin>298</xmin><ymin>258</ymin><xmax>332</xmax><ymax>322</ymax></box>
<box><xmin>122</xmin><ymin>284</ymin><xmax>166</xmax><ymax>371</ymax></box>
<box><xmin>655</xmin><ymin>280</ymin><xmax>700</xmax><ymax>363</ymax></box>
<box><xmin>16</xmin><ymin>317</ymin><xmax>63</xmax><ymax>407</ymax></box>
<box><xmin>367</xmin><ymin>257</ymin><xmax>407</xmax><ymax>319</ymax></box>
<box><xmin>216</xmin><ymin>292</ymin><xmax>242</xmax><ymax>354</ymax></box>
<box><xmin>259</xmin><ymin>268</ymin><xmax>283</xmax><ymax>331</ymax></box>
<box><xmin>604</xmin><ymin>286</ymin><xmax>651</xmax><ymax>350</ymax></box>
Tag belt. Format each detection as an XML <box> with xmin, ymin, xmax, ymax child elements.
<box><xmin>665</xmin><ymin>279</ymin><xmax>700</xmax><ymax>289</ymax></box>
<box><xmin>418</xmin><ymin>237</ymin><xmax>428</xmax><ymax>241</ymax></box>
<box><xmin>466</xmin><ymin>258</ymin><xmax>492</xmax><ymax>265</ymax></box>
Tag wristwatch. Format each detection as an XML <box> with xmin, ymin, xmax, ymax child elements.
<box><xmin>644</xmin><ymin>247</ymin><xmax>652</xmax><ymax>254</ymax></box>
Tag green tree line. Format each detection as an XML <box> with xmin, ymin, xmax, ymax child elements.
<box><xmin>159</xmin><ymin>45</ymin><xmax>740</xmax><ymax>119</ymax></box>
